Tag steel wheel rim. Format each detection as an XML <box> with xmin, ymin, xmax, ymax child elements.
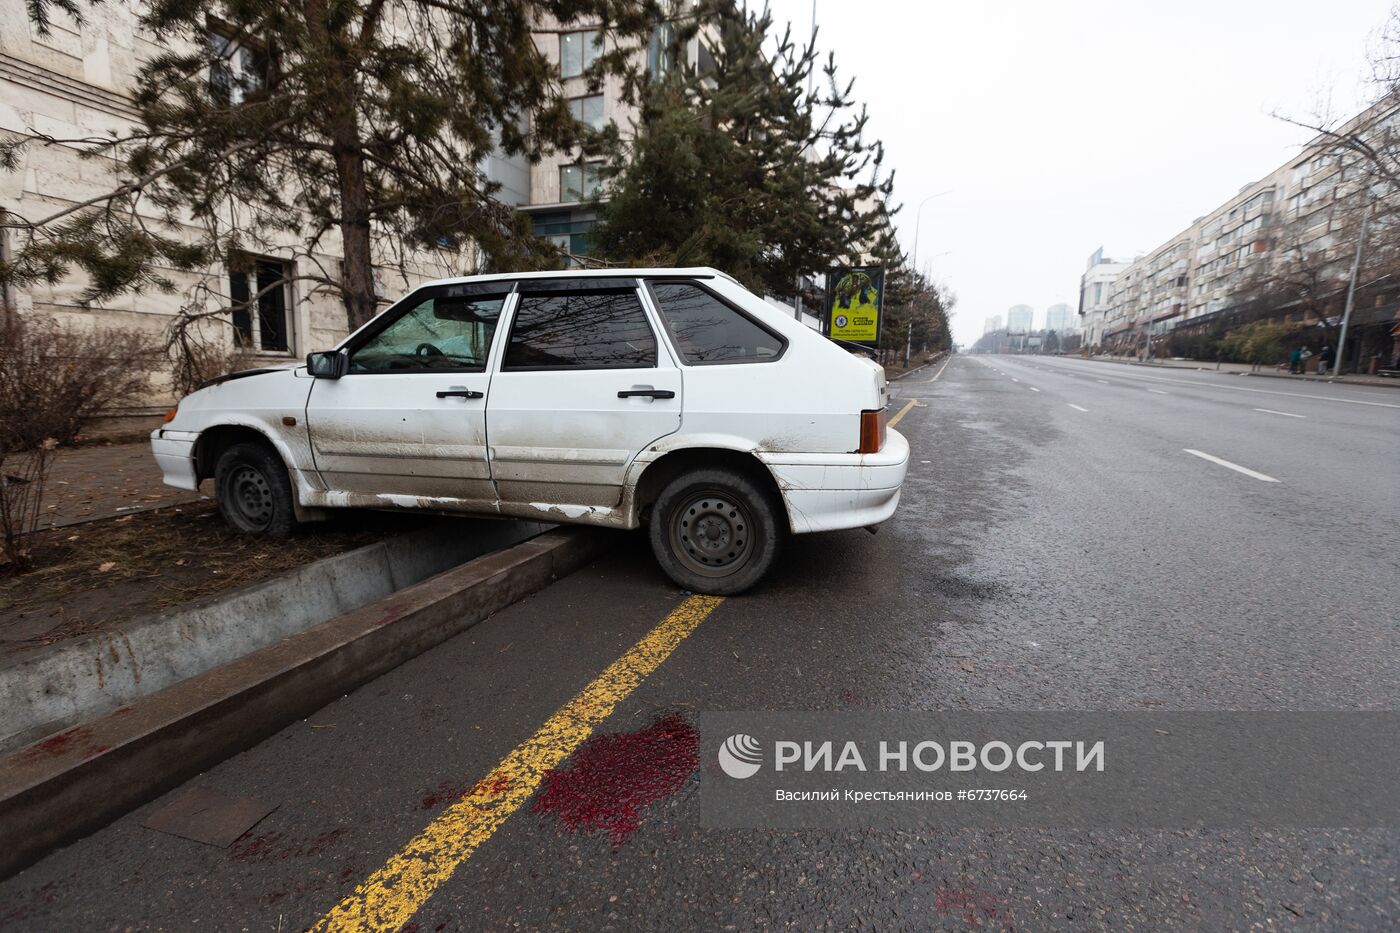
<box><xmin>229</xmin><ymin>464</ymin><xmax>274</xmax><ymax>529</ymax></box>
<box><xmin>670</xmin><ymin>490</ymin><xmax>754</xmax><ymax>578</ymax></box>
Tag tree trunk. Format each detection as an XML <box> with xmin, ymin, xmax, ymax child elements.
<box><xmin>334</xmin><ymin>145</ymin><xmax>377</xmax><ymax>331</ymax></box>
<box><xmin>306</xmin><ymin>0</ymin><xmax>377</xmax><ymax>332</ymax></box>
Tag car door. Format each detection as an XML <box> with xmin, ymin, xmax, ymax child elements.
<box><xmin>305</xmin><ymin>282</ymin><xmax>510</xmax><ymax>507</ymax></box>
<box><xmin>486</xmin><ymin>278</ymin><xmax>681</xmax><ymax>511</ymax></box>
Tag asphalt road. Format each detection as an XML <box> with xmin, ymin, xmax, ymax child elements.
<box><xmin>3</xmin><ymin>354</ymin><xmax>1399</xmax><ymax>931</ymax></box>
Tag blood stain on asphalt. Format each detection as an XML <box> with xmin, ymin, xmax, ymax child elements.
<box><xmin>230</xmin><ymin>828</ymin><xmax>344</xmax><ymax>863</ymax></box>
<box><xmin>934</xmin><ymin>882</ymin><xmax>1015</xmax><ymax>930</ymax></box>
<box><xmin>531</xmin><ymin>712</ymin><xmax>699</xmax><ymax>845</ymax></box>
<box><xmin>418</xmin><ymin>774</ymin><xmax>511</xmax><ymax>810</ymax></box>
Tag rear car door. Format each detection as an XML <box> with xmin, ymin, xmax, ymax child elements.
<box><xmin>486</xmin><ymin>279</ymin><xmax>681</xmax><ymax>510</ymax></box>
<box><xmin>305</xmin><ymin>283</ymin><xmax>509</xmax><ymax>506</ymax></box>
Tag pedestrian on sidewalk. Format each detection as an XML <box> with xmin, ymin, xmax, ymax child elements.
<box><xmin>1289</xmin><ymin>346</ymin><xmax>1303</xmax><ymax>374</ymax></box>
<box><xmin>1318</xmin><ymin>344</ymin><xmax>1334</xmax><ymax>376</ymax></box>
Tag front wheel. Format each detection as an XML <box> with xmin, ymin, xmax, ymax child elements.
<box><xmin>648</xmin><ymin>467</ymin><xmax>783</xmax><ymax>595</ymax></box>
<box><xmin>214</xmin><ymin>441</ymin><xmax>297</xmax><ymax>535</ymax></box>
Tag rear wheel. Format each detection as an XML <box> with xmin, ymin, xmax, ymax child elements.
<box><xmin>648</xmin><ymin>467</ymin><xmax>782</xmax><ymax>595</ymax></box>
<box><xmin>214</xmin><ymin>441</ymin><xmax>297</xmax><ymax>536</ymax></box>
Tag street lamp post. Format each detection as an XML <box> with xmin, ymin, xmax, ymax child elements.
<box><xmin>905</xmin><ymin>191</ymin><xmax>950</xmax><ymax>369</ymax></box>
<box><xmin>1333</xmin><ymin>198</ymin><xmax>1371</xmax><ymax>381</ymax></box>
<box><xmin>909</xmin><ymin>190</ymin><xmax>951</xmax><ymax>276</ymax></box>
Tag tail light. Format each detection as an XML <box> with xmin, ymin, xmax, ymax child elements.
<box><xmin>162</xmin><ymin>405</ymin><xmax>179</xmax><ymax>424</ymax></box>
<box><xmin>859</xmin><ymin>408</ymin><xmax>887</xmax><ymax>454</ymax></box>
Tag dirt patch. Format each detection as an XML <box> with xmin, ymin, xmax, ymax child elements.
<box><xmin>0</xmin><ymin>501</ymin><xmax>433</xmax><ymax>658</ymax></box>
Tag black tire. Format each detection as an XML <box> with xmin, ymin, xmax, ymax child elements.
<box><xmin>214</xmin><ymin>441</ymin><xmax>297</xmax><ymax>536</ymax></box>
<box><xmin>648</xmin><ymin>467</ymin><xmax>783</xmax><ymax>596</ymax></box>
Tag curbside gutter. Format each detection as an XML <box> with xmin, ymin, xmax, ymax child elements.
<box><xmin>0</xmin><ymin>519</ymin><xmax>551</xmax><ymax>753</ymax></box>
<box><xmin>0</xmin><ymin>526</ymin><xmax>614</xmax><ymax>880</ymax></box>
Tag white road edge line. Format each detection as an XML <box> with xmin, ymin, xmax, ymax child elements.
<box><xmin>1253</xmin><ymin>408</ymin><xmax>1305</xmax><ymax>419</ymax></box>
<box><xmin>1068</xmin><ymin>404</ymin><xmax>1088</xmax><ymax>412</ymax></box>
<box><xmin>1183</xmin><ymin>448</ymin><xmax>1280</xmax><ymax>483</ymax></box>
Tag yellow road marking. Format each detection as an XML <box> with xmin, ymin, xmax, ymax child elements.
<box><xmin>312</xmin><ymin>594</ymin><xmax>725</xmax><ymax>932</ymax></box>
<box><xmin>925</xmin><ymin>356</ymin><xmax>953</xmax><ymax>382</ymax></box>
<box><xmin>887</xmin><ymin>398</ymin><xmax>918</xmax><ymax>429</ymax></box>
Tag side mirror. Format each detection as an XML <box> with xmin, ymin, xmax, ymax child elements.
<box><xmin>306</xmin><ymin>350</ymin><xmax>348</xmax><ymax>379</ymax></box>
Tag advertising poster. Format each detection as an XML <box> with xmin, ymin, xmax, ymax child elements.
<box><xmin>826</xmin><ymin>266</ymin><xmax>884</xmax><ymax>345</ymax></box>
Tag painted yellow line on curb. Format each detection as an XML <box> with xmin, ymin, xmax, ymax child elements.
<box><xmin>887</xmin><ymin>398</ymin><xmax>918</xmax><ymax>429</ymax></box>
<box><xmin>311</xmin><ymin>594</ymin><xmax>725</xmax><ymax>933</ymax></box>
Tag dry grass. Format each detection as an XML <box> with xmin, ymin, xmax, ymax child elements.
<box><xmin>0</xmin><ymin>501</ymin><xmax>431</xmax><ymax>656</ymax></box>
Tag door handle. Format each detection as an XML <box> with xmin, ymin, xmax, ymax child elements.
<box><xmin>436</xmin><ymin>389</ymin><xmax>483</xmax><ymax>399</ymax></box>
<box><xmin>617</xmin><ymin>388</ymin><xmax>676</xmax><ymax>399</ymax></box>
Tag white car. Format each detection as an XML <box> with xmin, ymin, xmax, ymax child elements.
<box><xmin>152</xmin><ymin>268</ymin><xmax>908</xmax><ymax>594</ymax></box>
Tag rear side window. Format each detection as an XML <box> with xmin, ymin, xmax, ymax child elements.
<box><xmin>648</xmin><ymin>282</ymin><xmax>784</xmax><ymax>364</ymax></box>
<box><xmin>504</xmin><ymin>289</ymin><xmax>657</xmax><ymax>370</ymax></box>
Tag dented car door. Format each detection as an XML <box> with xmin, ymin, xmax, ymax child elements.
<box><xmin>305</xmin><ymin>283</ymin><xmax>509</xmax><ymax>508</ymax></box>
<box><xmin>486</xmin><ymin>279</ymin><xmax>681</xmax><ymax>512</ymax></box>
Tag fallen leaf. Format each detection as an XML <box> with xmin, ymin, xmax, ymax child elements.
<box><xmin>98</xmin><ymin>561</ymin><xmax>116</xmax><ymax>572</ymax></box>
<box><xmin>958</xmin><ymin>659</ymin><xmax>976</xmax><ymax>674</ymax></box>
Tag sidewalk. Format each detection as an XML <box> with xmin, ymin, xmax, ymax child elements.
<box><xmin>37</xmin><ymin>441</ymin><xmax>204</xmax><ymax>530</ymax></box>
<box><xmin>1087</xmin><ymin>355</ymin><xmax>1400</xmax><ymax>388</ymax></box>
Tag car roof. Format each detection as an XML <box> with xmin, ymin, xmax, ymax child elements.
<box><xmin>418</xmin><ymin>266</ymin><xmax>736</xmax><ymax>290</ymax></box>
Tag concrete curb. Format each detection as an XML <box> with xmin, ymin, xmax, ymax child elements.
<box><xmin>0</xmin><ymin>526</ymin><xmax>613</xmax><ymax>880</ymax></box>
<box><xmin>0</xmin><ymin>519</ymin><xmax>550</xmax><ymax>753</ymax></box>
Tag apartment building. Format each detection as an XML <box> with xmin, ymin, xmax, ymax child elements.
<box><xmin>1044</xmin><ymin>302</ymin><xmax>1075</xmax><ymax>335</ymax></box>
<box><xmin>983</xmin><ymin>314</ymin><xmax>1003</xmax><ymax>335</ymax></box>
<box><xmin>1077</xmin><ymin>249</ymin><xmax>1129</xmax><ymax>346</ymax></box>
<box><xmin>1006</xmin><ymin>304</ymin><xmax>1033</xmax><ymax>334</ymax></box>
<box><xmin>520</xmin><ymin>7</ymin><xmax>708</xmax><ymax>259</ymax></box>
<box><xmin>1083</xmin><ymin>97</ymin><xmax>1399</xmax><ymax>364</ymax></box>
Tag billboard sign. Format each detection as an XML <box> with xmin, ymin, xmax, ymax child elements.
<box><xmin>826</xmin><ymin>266</ymin><xmax>885</xmax><ymax>345</ymax></box>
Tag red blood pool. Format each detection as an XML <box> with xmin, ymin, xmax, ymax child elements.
<box><xmin>531</xmin><ymin>712</ymin><xmax>698</xmax><ymax>844</ymax></box>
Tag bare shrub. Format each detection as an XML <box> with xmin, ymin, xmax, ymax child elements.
<box><xmin>0</xmin><ymin>316</ymin><xmax>154</xmax><ymax>568</ymax></box>
<box><xmin>167</xmin><ymin>323</ymin><xmax>254</xmax><ymax>397</ymax></box>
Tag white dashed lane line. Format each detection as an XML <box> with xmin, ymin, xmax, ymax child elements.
<box><xmin>1068</xmin><ymin>404</ymin><xmax>1088</xmax><ymax>412</ymax></box>
<box><xmin>1253</xmin><ymin>408</ymin><xmax>1305</xmax><ymax>419</ymax></box>
<box><xmin>1183</xmin><ymin>448</ymin><xmax>1280</xmax><ymax>483</ymax></box>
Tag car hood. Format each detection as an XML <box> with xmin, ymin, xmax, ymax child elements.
<box><xmin>196</xmin><ymin>365</ymin><xmax>299</xmax><ymax>390</ymax></box>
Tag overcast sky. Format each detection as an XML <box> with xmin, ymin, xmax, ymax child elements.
<box><xmin>762</xmin><ymin>0</ymin><xmax>1393</xmax><ymax>344</ymax></box>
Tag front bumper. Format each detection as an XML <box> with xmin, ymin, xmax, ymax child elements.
<box><xmin>759</xmin><ymin>428</ymin><xmax>910</xmax><ymax>534</ymax></box>
<box><xmin>150</xmin><ymin>428</ymin><xmax>200</xmax><ymax>491</ymax></box>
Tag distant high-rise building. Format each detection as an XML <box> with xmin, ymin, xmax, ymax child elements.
<box><xmin>1045</xmin><ymin>303</ymin><xmax>1074</xmax><ymax>334</ymax></box>
<box><xmin>983</xmin><ymin>315</ymin><xmax>1003</xmax><ymax>335</ymax></box>
<box><xmin>1006</xmin><ymin>305</ymin><xmax>1033</xmax><ymax>334</ymax></box>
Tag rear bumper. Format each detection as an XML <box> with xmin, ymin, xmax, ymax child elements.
<box><xmin>150</xmin><ymin>428</ymin><xmax>199</xmax><ymax>491</ymax></box>
<box><xmin>759</xmin><ymin>428</ymin><xmax>910</xmax><ymax>534</ymax></box>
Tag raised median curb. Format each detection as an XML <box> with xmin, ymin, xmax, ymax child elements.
<box><xmin>0</xmin><ymin>526</ymin><xmax>614</xmax><ymax>880</ymax></box>
<box><xmin>0</xmin><ymin>518</ymin><xmax>551</xmax><ymax>753</ymax></box>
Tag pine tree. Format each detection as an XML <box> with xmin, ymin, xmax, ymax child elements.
<box><xmin>2</xmin><ymin>0</ymin><xmax>662</xmax><ymax>333</ymax></box>
<box><xmin>589</xmin><ymin>1</ymin><xmax>893</xmax><ymax>299</ymax></box>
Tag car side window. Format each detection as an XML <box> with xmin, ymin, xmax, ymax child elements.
<box><xmin>349</xmin><ymin>293</ymin><xmax>504</xmax><ymax>373</ymax></box>
<box><xmin>503</xmin><ymin>289</ymin><xmax>657</xmax><ymax>370</ymax></box>
<box><xmin>648</xmin><ymin>282</ymin><xmax>784</xmax><ymax>364</ymax></box>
